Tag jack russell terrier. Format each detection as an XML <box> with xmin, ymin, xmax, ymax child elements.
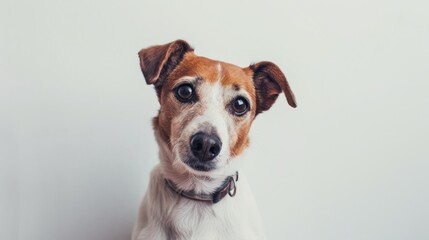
<box><xmin>132</xmin><ymin>40</ymin><xmax>296</xmax><ymax>240</ymax></box>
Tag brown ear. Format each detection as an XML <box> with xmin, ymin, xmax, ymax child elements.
<box><xmin>138</xmin><ymin>40</ymin><xmax>194</xmax><ymax>87</ymax></box>
<box><xmin>249</xmin><ymin>61</ymin><xmax>297</xmax><ymax>114</ymax></box>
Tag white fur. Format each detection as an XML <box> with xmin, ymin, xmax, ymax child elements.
<box><xmin>132</xmin><ymin>161</ymin><xmax>265</xmax><ymax>240</ymax></box>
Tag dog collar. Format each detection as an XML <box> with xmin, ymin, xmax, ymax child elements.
<box><xmin>165</xmin><ymin>171</ymin><xmax>239</xmax><ymax>204</ymax></box>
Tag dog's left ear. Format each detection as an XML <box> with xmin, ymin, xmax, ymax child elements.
<box><xmin>249</xmin><ymin>61</ymin><xmax>297</xmax><ymax>115</ymax></box>
<box><xmin>138</xmin><ymin>40</ymin><xmax>194</xmax><ymax>87</ymax></box>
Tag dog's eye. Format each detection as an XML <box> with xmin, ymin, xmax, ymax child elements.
<box><xmin>175</xmin><ymin>84</ymin><xmax>195</xmax><ymax>102</ymax></box>
<box><xmin>231</xmin><ymin>97</ymin><xmax>249</xmax><ymax>116</ymax></box>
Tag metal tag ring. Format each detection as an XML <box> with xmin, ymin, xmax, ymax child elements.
<box><xmin>228</xmin><ymin>178</ymin><xmax>237</xmax><ymax>197</ymax></box>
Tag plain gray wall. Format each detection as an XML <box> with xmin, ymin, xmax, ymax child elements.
<box><xmin>1</xmin><ymin>0</ymin><xmax>428</xmax><ymax>239</ymax></box>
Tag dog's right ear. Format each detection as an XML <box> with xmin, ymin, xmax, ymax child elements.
<box><xmin>138</xmin><ymin>40</ymin><xmax>194</xmax><ymax>87</ymax></box>
<box><xmin>249</xmin><ymin>61</ymin><xmax>297</xmax><ymax>115</ymax></box>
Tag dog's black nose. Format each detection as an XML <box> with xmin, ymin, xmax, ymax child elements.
<box><xmin>190</xmin><ymin>132</ymin><xmax>222</xmax><ymax>162</ymax></box>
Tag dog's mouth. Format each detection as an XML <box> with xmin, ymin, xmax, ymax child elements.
<box><xmin>185</xmin><ymin>157</ymin><xmax>217</xmax><ymax>172</ymax></box>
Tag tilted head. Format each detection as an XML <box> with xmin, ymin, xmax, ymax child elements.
<box><xmin>139</xmin><ymin>40</ymin><xmax>296</xmax><ymax>179</ymax></box>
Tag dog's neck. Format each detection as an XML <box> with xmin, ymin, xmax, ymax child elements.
<box><xmin>154</xmin><ymin>129</ymin><xmax>241</xmax><ymax>195</ymax></box>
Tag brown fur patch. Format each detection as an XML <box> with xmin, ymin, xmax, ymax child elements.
<box><xmin>230</xmin><ymin>123</ymin><xmax>251</xmax><ymax>157</ymax></box>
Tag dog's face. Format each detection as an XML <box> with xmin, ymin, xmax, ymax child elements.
<box><xmin>139</xmin><ymin>40</ymin><xmax>296</xmax><ymax>175</ymax></box>
<box><xmin>154</xmin><ymin>56</ymin><xmax>257</xmax><ymax>172</ymax></box>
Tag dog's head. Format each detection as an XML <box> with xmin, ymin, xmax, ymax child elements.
<box><xmin>139</xmin><ymin>40</ymin><xmax>296</xmax><ymax>176</ymax></box>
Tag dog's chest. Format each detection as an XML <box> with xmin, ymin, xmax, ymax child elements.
<box><xmin>168</xmin><ymin>199</ymin><xmax>259</xmax><ymax>240</ymax></box>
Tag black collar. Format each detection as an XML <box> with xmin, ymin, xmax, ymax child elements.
<box><xmin>165</xmin><ymin>172</ymin><xmax>239</xmax><ymax>204</ymax></box>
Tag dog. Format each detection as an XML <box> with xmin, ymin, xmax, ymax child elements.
<box><xmin>132</xmin><ymin>40</ymin><xmax>296</xmax><ymax>240</ymax></box>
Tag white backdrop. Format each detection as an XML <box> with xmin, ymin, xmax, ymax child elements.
<box><xmin>1</xmin><ymin>0</ymin><xmax>428</xmax><ymax>239</ymax></box>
